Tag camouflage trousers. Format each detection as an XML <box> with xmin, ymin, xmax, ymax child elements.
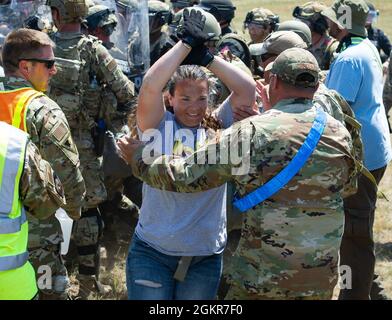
<box><xmin>225</xmin><ymin>284</ymin><xmax>332</xmax><ymax>300</ymax></box>
<box><xmin>28</xmin><ymin>215</ymin><xmax>70</xmax><ymax>300</ymax></box>
<box><xmin>73</xmin><ymin>207</ymin><xmax>104</xmax><ymax>277</ymax></box>
<box><xmin>72</xmin><ymin>144</ymin><xmax>107</xmax><ymax>277</ymax></box>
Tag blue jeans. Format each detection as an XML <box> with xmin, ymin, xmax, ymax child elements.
<box><xmin>126</xmin><ymin>234</ymin><xmax>223</xmax><ymax>300</ymax></box>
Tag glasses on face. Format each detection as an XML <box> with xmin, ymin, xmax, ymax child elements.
<box><xmin>246</xmin><ymin>22</ymin><xmax>267</xmax><ymax>30</ymax></box>
<box><xmin>19</xmin><ymin>58</ymin><xmax>55</xmax><ymax>69</ymax></box>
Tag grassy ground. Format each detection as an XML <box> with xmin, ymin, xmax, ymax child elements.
<box><xmin>74</xmin><ymin>0</ymin><xmax>392</xmax><ymax>300</ymax></box>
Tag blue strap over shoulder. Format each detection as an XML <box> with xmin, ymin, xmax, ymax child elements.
<box><xmin>233</xmin><ymin>108</ymin><xmax>328</xmax><ymax>213</ymax></box>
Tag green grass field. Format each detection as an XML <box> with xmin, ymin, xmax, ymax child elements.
<box><xmin>231</xmin><ymin>0</ymin><xmax>392</xmax><ymax>41</ymax></box>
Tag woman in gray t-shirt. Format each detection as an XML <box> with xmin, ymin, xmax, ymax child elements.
<box><xmin>123</xmin><ymin>9</ymin><xmax>256</xmax><ymax>300</ymax></box>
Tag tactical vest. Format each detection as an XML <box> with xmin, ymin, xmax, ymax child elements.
<box><xmin>0</xmin><ymin>122</ymin><xmax>37</xmax><ymax>300</ymax></box>
<box><xmin>48</xmin><ymin>34</ymin><xmax>102</xmax><ymax>130</ymax></box>
<box><xmin>0</xmin><ymin>88</ymin><xmax>44</xmax><ymax>131</ymax></box>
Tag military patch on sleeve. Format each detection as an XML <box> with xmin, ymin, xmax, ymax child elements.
<box><xmin>51</xmin><ymin>121</ymin><xmax>68</xmax><ymax>143</ymax></box>
<box><xmin>106</xmin><ymin>58</ymin><xmax>118</xmax><ymax>72</ymax></box>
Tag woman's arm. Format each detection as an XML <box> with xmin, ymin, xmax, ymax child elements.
<box><xmin>208</xmin><ymin>55</ymin><xmax>256</xmax><ymax>114</ymax></box>
<box><xmin>137</xmin><ymin>41</ymin><xmax>191</xmax><ymax>132</ymax></box>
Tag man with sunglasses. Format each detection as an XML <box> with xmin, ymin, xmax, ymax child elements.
<box><xmin>0</xmin><ymin>28</ymin><xmax>86</xmax><ymax>300</ymax></box>
<box><xmin>46</xmin><ymin>0</ymin><xmax>135</xmax><ymax>298</ymax></box>
<box><xmin>248</xmin><ymin>31</ymin><xmax>308</xmax><ymax>84</ymax></box>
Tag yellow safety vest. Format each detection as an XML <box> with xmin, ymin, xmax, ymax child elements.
<box><xmin>0</xmin><ymin>122</ymin><xmax>37</xmax><ymax>300</ymax></box>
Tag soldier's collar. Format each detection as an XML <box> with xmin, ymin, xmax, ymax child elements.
<box><xmin>0</xmin><ymin>76</ymin><xmax>33</xmax><ymax>90</ymax></box>
<box><xmin>55</xmin><ymin>32</ymin><xmax>84</xmax><ymax>40</ymax></box>
<box><xmin>273</xmin><ymin>98</ymin><xmax>313</xmax><ymax>113</ymax></box>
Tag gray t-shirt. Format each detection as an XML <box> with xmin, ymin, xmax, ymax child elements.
<box><xmin>136</xmin><ymin>111</ymin><xmax>227</xmax><ymax>256</ymax></box>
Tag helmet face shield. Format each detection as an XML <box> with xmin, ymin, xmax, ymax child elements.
<box><xmin>366</xmin><ymin>9</ymin><xmax>379</xmax><ymax>25</ymax></box>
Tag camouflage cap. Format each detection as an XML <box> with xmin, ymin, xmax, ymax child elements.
<box><xmin>321</xmin><ymin>0</ymin><xmax>369</xmax><ymax>37</ymax></box>
<box><xmin>271</xmin><ymin>47</ymin><xmax>320</xmax><ymax>87</ymax></box>
<box><xmin>277</xmin><ymin>20</ymin><xmax>312</xmax><ymax>47</ymax></box>
<box><xmin>249</xmin><ymin>30</ymin><xmax>307</xmax><ymax>56</ymax></box>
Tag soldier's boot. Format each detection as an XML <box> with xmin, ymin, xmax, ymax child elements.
<box><xmin>77</xmin><ymin>274</ymin><xmax>112</xmax><ymax>299</ymax></box>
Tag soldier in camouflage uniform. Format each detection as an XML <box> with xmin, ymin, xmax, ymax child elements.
<box><xmin>0</xmin><ymin>28</ymin><xmax>85</xmax><ymax>299</ymax></box>
<box><xmin>249</xmin><ymin>31</ymin><xmax>307</xmax><ymax>84</ymax></box>
<box><xmin>293</xmin><ymin>2</ymin><xmax>339</xmax><ymax>70</ymax></box>
<box><xmin>46</xmin><ymin>0</ymin><xmax>135</xmax><ymax>297</ymax></box>
<box><xmin>119</xmin><ymin>47</ymin><xmax>357</xmax><ymax>300</ymax></box>
<box><xmin>84</xmin><ymin>2</ymin><xmax>139</xmax><ymax>235</ymax></box>
<box><xmin>148</xmin><ymin>0</ymin><xmax>171</xmax><ymax>66</ymax></box>
<box><xmin>243</xmin><ymin>8</ymin><xmax>279</xmax><ymax>45</ymax></box>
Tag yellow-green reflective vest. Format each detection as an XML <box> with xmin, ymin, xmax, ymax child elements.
<box><xmin>0</xmin><ymin>122</ymin><xmax>37</xmax><ymax>300</ymax></box>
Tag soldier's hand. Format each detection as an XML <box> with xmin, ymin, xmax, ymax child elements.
<box><xmin>256</xmin><ymin>80</ymin><xmax>271</xmax><ymax>112</ymax></box>
<box><xmin>177</xmin><ymin>9</ymin><xmax>213</xmax><ymax>48</ymax></box>
<box><xmin>232</xmin><ymin>104</ymin><xmax>259</xmax><ymax>121</ymax></box>
<box><xmin>117</xmin><ymin>135</ymin><xmax>145</xmax><ymax>165</ymax></box>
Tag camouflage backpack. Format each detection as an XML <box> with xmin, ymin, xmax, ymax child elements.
<box><xmin>48</xmin><ymin>34</ymin><xmax>105</xmax><ymax>130</ymax></box>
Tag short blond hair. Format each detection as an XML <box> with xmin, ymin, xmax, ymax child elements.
<box><xmin>2</xmin><ymin>28</ymin><xmax>55</xmax><ymax>73</ymax></box>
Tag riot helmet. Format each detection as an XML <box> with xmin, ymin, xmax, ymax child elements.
<box><xmin>46</xmin><ymin>0</ymin><xmax>88</xmax><ymax>24</ymax></box>
<box><xmin>196</xmin><ymin>0</ymin><xmax>235</xmax><ymax>24</ymax></box>
<box><xmin>292</xmin><ymin>1</ymin><xmax>329</xmax><ymax>35</ymax></box>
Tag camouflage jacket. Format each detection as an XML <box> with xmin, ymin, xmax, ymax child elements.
<box><xmin>131</xmin><ymin>98</ymin><xmax>356</xmax><ymax>298</ymax></box>
<box><xmin>0</xmin><ymin>77</ymin><xmax>85</xmax><ymax>219</ymax></box>
<box><xmin>21</xmin><ymin>139</ymin><xmax>66</xmax><ymax>220</ymax></box>
<box><xmin>315</xmin><ymin>83</ymin><xmax>364</xmax><ymax>195</ymax></box>
<box><xmin>309</xmin><ymin>34</ymin><xmax>338</xmax><ymax>70</ymax></box>
<box><xmin>48</xmin><ymin>32</ymin><xmax>135</xmax><ymax>136</ymax></box>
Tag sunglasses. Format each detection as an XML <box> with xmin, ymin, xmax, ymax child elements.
<box><xmin>19</xmin><ymin>58</ymin><xmax>56</xmax><ymax>69</ymax></box>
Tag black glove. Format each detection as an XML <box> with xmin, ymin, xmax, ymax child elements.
<box><xmin>181</xmin><ymin>45</ymin><xmax>215</xmax><ymax>67</ymax></box>
<box><xmin>177</xmin><ymin>9</ymin><xmax>212</xmax><ymax>48</ymax></box>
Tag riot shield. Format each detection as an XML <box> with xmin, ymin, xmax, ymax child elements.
<box><xmin>94</xmin><ymin>0</ymin><xmax>130</xmax><ymax>75</ymax></box>
<box><xmin>125</xmin><ymin>0</ymin><xmax>150</xmax><ymax>91</ymax></box>
<box><xmin>9</xmin><ymin>0</ymin><xmax>53</xmax><ymax>31</ymax></box>
<box><xmin>0</xmin><ymin>3</ymin><xmax>13</xmax><ymax>40</ymax></box>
